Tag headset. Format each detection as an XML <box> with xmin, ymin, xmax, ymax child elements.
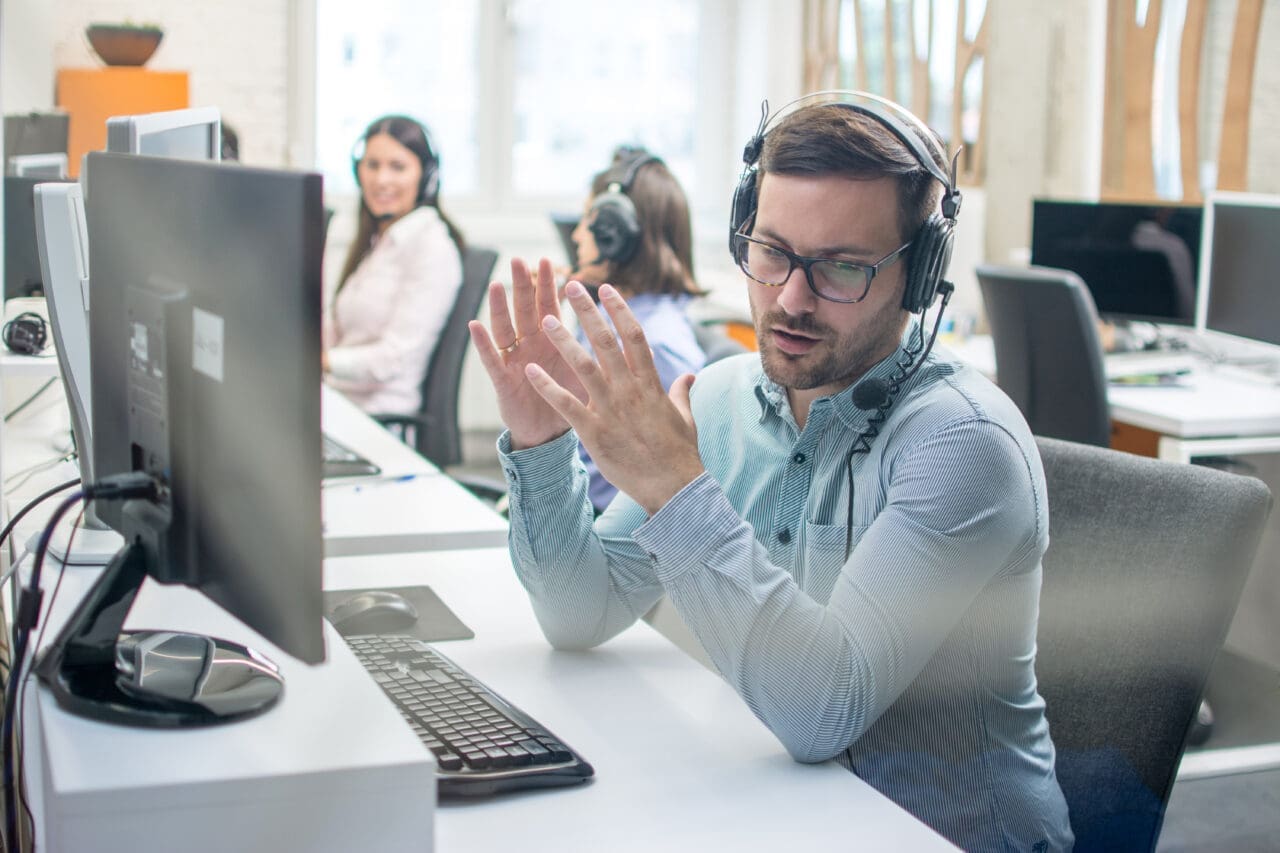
<box><xmin>2</xmin><ymin>311</ymin><xmax>49</xmax><ymax>355</ymax></box>
<box><xmin>587</xmin><ymin>148</ymin><xmax>660</xmax><ymax>266</ymax></box>
<box><xmin>730</xmin><ymin>90</ymin><xmax>961</xmax><ymax>316</ymax></box>
<box><xmin>729</xmin><ymin>92</ymin><xmax>964</xmax><ymax>559</ymax></box>
<box><xmin>350</xmin><ymin>118</ymin><xmax>441</xmax><ymax>208</ymax></box>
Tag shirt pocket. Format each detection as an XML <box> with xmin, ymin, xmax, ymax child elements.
<box><xmin>802</xmin><ymin>520</ymin><xmax>868</xmax><ymax>602</ymax></box>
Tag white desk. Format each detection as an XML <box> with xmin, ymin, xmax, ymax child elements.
<box><xmin>320</xmin><ymin>384</ymin><xmax>440</xmax><ymax>479</ymax></box>
<box><xmin>21</xmin><ymin>559</ymin><xmax>436</xmax><ymax>853</ymax></box>
<box><xmin>21</xmin><ymin>547</ymin><xmax>952</xmax><ymax>852</ymax></box>
<box><xmin>320</xmin><ymin>385</ymin><xmax>509</xmax><ymax>556</ymax></box>
<box><xmin>325</xmin><ymin>548</ymin><xmax>954</xmax><ymax>851</ymax></box>
<box><xmin>945</xmin><ymin>335</ymin><xmax>1280</xmax><ymax>462</ymax></box>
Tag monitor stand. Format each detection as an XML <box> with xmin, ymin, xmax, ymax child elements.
<box><xmin>43</xmin><ymin>511</ymin><xmax>124</xmax><ymax>567</ymax></box>
<box><xmin>34</xmin><ymin>540</ymin><xmax>284</xmax><ymax>727</ymax></box>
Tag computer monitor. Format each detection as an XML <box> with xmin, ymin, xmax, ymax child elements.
<box><xmin>6</xmin><ymin>175</ymin><xmax>73</xmax><ymax>299</ymax></box>
<box><xmin>105</xmin><ymin>106</ymin><xmax>222</xmax><ymax>160</ymax></box>
<box><xmin>7</xmin><ymin>152</ymin><xmax>69</xmax><ymax>178</ymax></box>
<box><xmin>1196</xmin><ymin>192</ymin><xmax>1280</xmax><ymax>348</ymax></box>
<box><xmin>1029</xmin><ymin>199</ymin><xmax>1203</xmax><ymax>324</ymax></box>
<box><xmin>35</xmin><ymin>151</ymin><xmax>326</xmax><ymax>728</ymax></box>
<box><xmin>3</xmin><ymin>111</ymin><xmax>70</xmax><ymax>160</ymax></box>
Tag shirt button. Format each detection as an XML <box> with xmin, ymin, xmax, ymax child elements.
<box><xmin>792</xmin><ymin>452</ymin><xmax>806</xmax><ymax>464</ymax></box>
<box><xmin>777</xmin><ymin>528</ymin><xmax>791</xmax><ymax>544</ymax></box>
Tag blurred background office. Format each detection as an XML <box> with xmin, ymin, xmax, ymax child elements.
<box><xmin>3</xmin><ymin>2</ymin><xmax>1280</xmax><ymax>847</ymax></box>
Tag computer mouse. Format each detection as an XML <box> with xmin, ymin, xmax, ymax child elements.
<box><xmin>328</xmin><ymin>590</ymin><xmax>419</xmax><ymax>636</ymax></box>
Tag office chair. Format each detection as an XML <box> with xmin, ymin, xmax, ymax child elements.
<box><xmin>977</xmin><ymin>264</ymin><xmax>1111</xmax><ymax>446</ymax></box>
<box><xmin>691</xmin><ymin>322</ymin><xmax>749</xmax><ymax>365</ymax></box>
<box><xmin>1033</xmin><ymin>436</ymin><xmax>1272</xmax><ymax>852</ymax></box>
<box><xmin>548</xmin><ymin>212</ymin><xmax>579</xmax><ymax>269</ymax></box>
<box><xmin>374</xmin><ymin>245</ymin><xmax>499</xmax><ymax>468</ymax></box>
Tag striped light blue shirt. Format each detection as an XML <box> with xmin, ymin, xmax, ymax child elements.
<box><xmin>498</xmin><ymin>324</ymin><xmax>1074</xmax><ymax>851</ymax></box>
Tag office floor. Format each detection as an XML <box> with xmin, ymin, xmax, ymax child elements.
<box><xmin>452</xmin><ymin>430</ymin><xmax>1280</xmax><ymax>852</ymax></box>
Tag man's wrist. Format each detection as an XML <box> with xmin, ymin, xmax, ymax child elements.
<box><xmin>508</xmin><ymin>426</ymin><xmax>571</xmax><ymax>452</ymax></box>
<box><xmin>635</xmin><ymin>461</ymin><xmax>706</xmax><ymax>516</ymax></box>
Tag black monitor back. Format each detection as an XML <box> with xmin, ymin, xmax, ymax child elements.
<box><xmin>1030</xmin><ymin>199</ymin><xmax>1202</xmax><ymax>324</ymax></box>
<box><xmin>86</xmin><ymin>152</ymin><xmax>325</xmax><ymax>663</ymax></box>
<box><xmin>6</xmin><ymin>175</ymin><xmax>73</xmax><ymax>298</ymax></box>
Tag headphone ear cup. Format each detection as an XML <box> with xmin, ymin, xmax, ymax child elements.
<box><xmin>728</xmin><ymin>168</ymin><xmax>758</xmax><ymax>254</ymax></box>
<box><xmin>589</xmin><ymin>191</ymin><xmax>642</xmax><ymax>264</ymax></box>
<box><xmin>3</xmin><ymin>312</ymin><xmax>48</xmax><ymax>355</ymax></box>
<box><xmin>420</xmin><ymin>164</ymin><xmax>440</xmax><ymax>206</ymax></box>
<box><xmin>902</xmin><ymin>214</ymin><xmax>953</xmax><ymax>312</ymax></box>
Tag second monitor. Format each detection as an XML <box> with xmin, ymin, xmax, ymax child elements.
<box><xmin>1030</xmin><ymin>199</ymin><xmax>1203</xmax><ymax>324</ymax></box>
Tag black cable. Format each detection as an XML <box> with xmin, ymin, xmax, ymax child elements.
<box><xmin>2</xmin><ymin>490</ymin><xmax>83</xmax><ymax>853</ymax></box>
<box><xmin>842</xmin><ymin>284</ymin><xmax>954</xmax><ymax>560</ymax></box>
<box><xmin>0</xmin><ymin>478</ymin><xmax>80</xmax><ymax>587</ymax></box>
<box><xmin>13</xmin><ymin>505</ymin><xmax>79</xmax><ymax>853</ymax></box>
<box><xmin>4</xmin><ymin>378</ymin><xmax>58</xmax><ymax>424</ymax></box>
<box><xmin>3</xmin><ymin>472</ymin><xmax>156</xmax><ymax>850</ymax></box>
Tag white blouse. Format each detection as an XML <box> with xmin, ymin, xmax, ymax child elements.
<box><xmin>322</xmin><ymin>206</ymin><xmax>463</xmax><ymax>415</ymax></box>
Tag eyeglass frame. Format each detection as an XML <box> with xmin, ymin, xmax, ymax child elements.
<box><xmin>731</xmin><ymin>213</ymin><xmax>913</xmax><ymax>304</ymax></box>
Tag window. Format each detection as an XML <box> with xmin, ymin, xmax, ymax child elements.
<box><xmin>315</xmin><ymin>0</ymin><xmax>712</xmax><ymax>213</ymax></box>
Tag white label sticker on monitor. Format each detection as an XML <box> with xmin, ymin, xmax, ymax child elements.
<box><xmin>193</xmin><ymin>308</ymin><xmax>225</xmax><ymax>382</ymax></box>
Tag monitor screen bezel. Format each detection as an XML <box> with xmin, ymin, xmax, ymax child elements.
<box><xmin>1195</xmin><ymin>190</ymin><xmax>1280</xmax><ymax>347</ymax></box>
<box><xmin>105</xmin><ymin>106</ymin><xmax>222</xmax><ymax>161</ymax></box>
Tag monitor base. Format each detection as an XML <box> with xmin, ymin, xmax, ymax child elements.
<box><xmin>33</xmin><ymin>540</ymin><xmax>283</xmax><ymax>727</ymax></box>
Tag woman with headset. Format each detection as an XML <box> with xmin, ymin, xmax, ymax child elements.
<box><xmin>322</xmin><ymin>115</ymin><xmax>465</xmax><ymax>415</ymax></box>
<box><xmin>567</xmin><ymin>147</ymin><xmax>707</xmax><ymax>512</ymax></box>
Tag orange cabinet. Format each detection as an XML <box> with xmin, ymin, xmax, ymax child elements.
<box><xmin>55</xmin><ymin>68</ymin><xmax>188</xmax><ymax>176</ymax></box>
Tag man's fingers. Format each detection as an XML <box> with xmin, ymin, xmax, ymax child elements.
<box><xmin>535</xmin><ymin>257</ymin><xmax>561</xmax><ymax>322</ymax></box>
<box><xmin>486</xmin><ymin>280</ymin><xmax>518</xmax><ymax>350</ymax></box>
<box><xmin>563</xmin><ymin>281</ymin><xmax>629</xmax><ymax>379</ymax></box>
<box><xmin>524</xmin><ymin>363</ymin><xmax>589</xmax><ymax>424</ymax></box>
<box><xmin>598</xmin><ymin>284</ymin><xmax>657</xmax><ymax>378</ymax></box>
<box><xmin>468</xmin><ymin>320</ymin><xmax>508</xmax><ymax>379</ymax></box>
<box><xmin>510</xmin><ymin>257</ymin><xmax>539</xmax><ymax>338</ymax></box>
<box><xmin>540</xmin><ymin>313</ymin><xmax>610</xmax><ymax>400</ymax></box>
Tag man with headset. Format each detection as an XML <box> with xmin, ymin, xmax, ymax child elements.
<box><xmin>470</xmin><ymin>92</ymin><xmax>1072</xmax><ymax>851</ymax></box>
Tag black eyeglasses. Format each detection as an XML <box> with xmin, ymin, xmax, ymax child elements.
<box><xmin>731</xmin><ymin>216</ymin><xmax>912</xmax><ymax>304</ymax></box>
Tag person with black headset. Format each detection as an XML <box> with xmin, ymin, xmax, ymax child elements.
<box><xmin>323</xmin><ymin>114</ymin><xmax>465</xmax><ymax>416</ymax></box>
<box><xmin>470</xmin><ymin>92</ymin><xmax>1071</xmax><ymax>851</ymax></box>
<box><xmin>563</xmin><ymin>146</ymin><xmax>706</xmax><ymax>513</ymax></box>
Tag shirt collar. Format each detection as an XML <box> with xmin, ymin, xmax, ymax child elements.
<box><xmin>752</xmin><ymin>320</ymin><xmax>925</xmax><ymax>431</ymax></box>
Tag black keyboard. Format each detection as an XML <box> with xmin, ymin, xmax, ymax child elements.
<box><xmin>347</xmin><ymin>635</ymin><xmax>594</xmax><ymax>795</ymax></box>
<box><xmin>322</xmin><ymin>433</ymin><xmax>381</xmax><ymax>478</ymax></box>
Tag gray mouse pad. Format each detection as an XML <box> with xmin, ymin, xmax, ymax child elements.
<box><xmin>323</xmin><ymin>585</ymin><xmax>475</xmax><ymax>642</ymax></box>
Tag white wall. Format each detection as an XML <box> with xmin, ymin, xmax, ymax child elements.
<box><xmin>51</xmin><ymin>0</ymin><xmax>292</xmax><ymax>167</ymax></box>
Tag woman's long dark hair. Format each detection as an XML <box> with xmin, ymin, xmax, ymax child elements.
<box><xmin>589</xmin><ymin>149</ymin><xmax>703</xmax><ymax>297</ymax></box>
<box><xmin>337</xmin><ymin>115</ymin><xmax>465</xmax><ymax>291</ymax></box>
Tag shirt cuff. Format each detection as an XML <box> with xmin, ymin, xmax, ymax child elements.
<box><xmin>632</xmin><ymin>472</ymin><xmax>743</xmax><ymax>585</ymax></box>
<box><xmin>326</xmin><ymin>347</ymin><xmax>360</xmax><ymax>381</ymax></box>
<box><xmin>496</xmin><ymin>428</ymin><xmax>579</xmax><ymax>493</ymax></box>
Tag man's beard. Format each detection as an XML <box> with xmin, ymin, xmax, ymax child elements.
<box><xmin>753</xmin><ymin>307</ymin><xmax>904</xmax><ymax>393</ymax></box>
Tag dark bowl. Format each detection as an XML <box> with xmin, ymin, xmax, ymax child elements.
<box><xmin>85</xmin><ymin>24</ymin><xmax>164</xmax><ymax>67</ymax></box>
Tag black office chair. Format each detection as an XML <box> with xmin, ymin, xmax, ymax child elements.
<box><xmin>548</xmin><ymin>212</ymin><xmax>579</xmax><ymax>269</ymax></box>
<box><xmin>977</xmin><ymin>264</ymin><xmax>1111</xmax><ymax>447</ymax></box>
<box><xmin>374</xmin><ymin>245</ymin><xmax>499</xmax><ymax>468</ymax></box>
<box><xmin>1033</xmin><ymin>436</ymin><xmax>1272</xmax><ymax>852</ymax></box>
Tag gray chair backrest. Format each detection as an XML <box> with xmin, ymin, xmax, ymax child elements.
<box><xmin>418</xmin><ymin>245</ymin><xmax>498</xmax><ymax>467</ymax></box>
<box><xmin>1034</xmin><ymin>437</ymin><xmax>1272</xmax><ymax>851</ymax></box>
<box><xmin>977</xmin><ymin>264</ymin><xmax>1111</xmax><ymax>446</ymax></box>
<box><xmin>691</xmin><ymin>322</ymin><xmax>749</xmax><ymax>365</ymax></box>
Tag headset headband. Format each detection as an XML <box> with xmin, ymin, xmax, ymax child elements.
<box><xmin>749</xmin><ymin>90</ymin><xmax>962</xmax><ymax>220</ymax></box>
<box><xmin>607</xmin><ymin>149</ymin><xmax>660</xmax><ymax>195</ymax></box>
